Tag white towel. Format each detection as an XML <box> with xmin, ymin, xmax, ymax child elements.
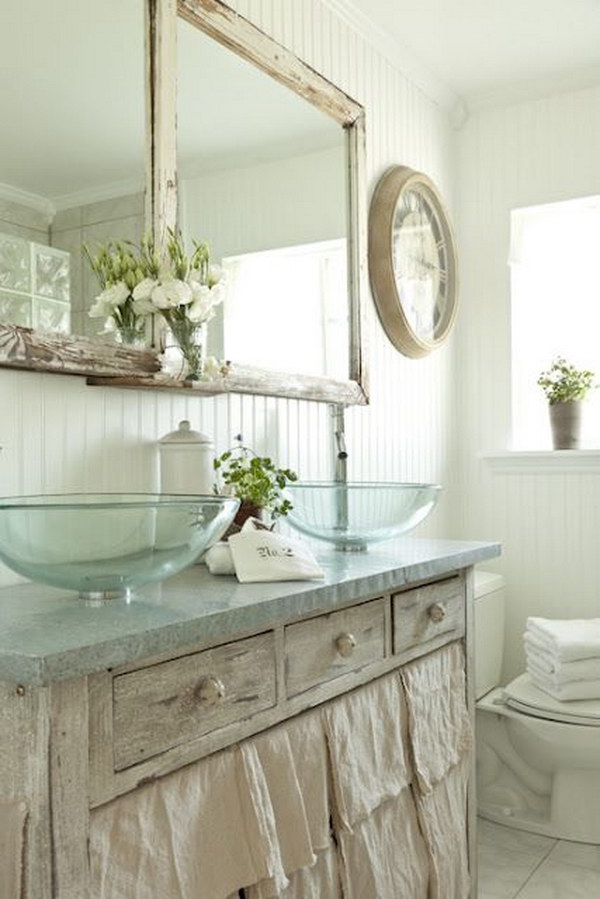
<box><xmin>524</xmin><ymin>635</ymin><xmax>600</xmax><ymax>684</ymax></box>
<box><xmin>526</xmin><ymin>617</ymin><xmax>600</xmax><ymax>662</ymax></box>
<box><xmin>530</xmin><ymin>672</ymin><xmax>600</xmax><ymax>702</ymax></box>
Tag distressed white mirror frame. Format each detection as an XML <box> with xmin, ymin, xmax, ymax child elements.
<box><xmin>0</xmin><ymin>0</ymin><xmax>369</xmax><ymax>405</ymax></box>
<box><xmin>168</xmin><ymin>0</ymin><xmax>369</xmax><ymax>404</ymax></box>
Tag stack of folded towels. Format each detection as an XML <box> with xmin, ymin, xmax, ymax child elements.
<box><xmin>524</xmin><ymin>617</ymin><xmax>600</xmax><ymax>701</ymax></box>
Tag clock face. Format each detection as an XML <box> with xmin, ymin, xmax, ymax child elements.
<box><xmin>368</xmin><ymin>166</ymin><xmax>458</xmax><ymax>359</ymax></box>
<box><xmin>392</xmin><ymin>184</ymin><xmax>448</xmax><ymax>343</ymax></box>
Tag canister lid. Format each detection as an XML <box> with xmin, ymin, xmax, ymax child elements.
<box><xmin>158</xmin><ymin>420</ymin><xmax>212</xmax><ymax>445</ymax></box>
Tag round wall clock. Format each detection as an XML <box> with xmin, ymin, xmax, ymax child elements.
<box><xmin>368</xmin><ymin>165</ymin><xmax>459</xmax><ymax>359</ymax></box>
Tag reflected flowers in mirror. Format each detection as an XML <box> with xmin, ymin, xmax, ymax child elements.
<box><xmin>83</xmin><ymin>241</ymin><xmax>148</xmax><ymax>346</ymax></box>
<box><xmin>134</xmin><ymin>230</ymin><xmax>226</xmax><ymax>380</ymax></box>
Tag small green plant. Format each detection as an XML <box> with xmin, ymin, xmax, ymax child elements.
<box><xmin>537</xmin><ymin>358</ymin><xmax>596</xmax><ymax>405</ymax></box>
<box><xmin>213</xmin><ymin>437</ymin><xmax>298</xmax><ymax>519</ymax></box>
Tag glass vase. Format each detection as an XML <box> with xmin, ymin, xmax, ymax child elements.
<box><xmin>115</xmin><ymin>325</ymin><xmax>147</xmax><ymax>349</ymax></box>
<box><xmin>163</xmin><ymin>321</ymin><xmax>207</xmax><ymax>381</ymax></box>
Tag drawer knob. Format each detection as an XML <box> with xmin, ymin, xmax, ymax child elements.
<box><xmin>428</xmin><ymin>603</ymin><xmax>446</xmax><ymax>623</ymax></box>
<box><xmin>195</xmin><ymin>676</ymin><xmax>226</xmax><ymax>706</ymax></box>
<box><xmin>335</xmin><ymin>632</ymin><xmax>357</xmax><ymax>658</ymax></box>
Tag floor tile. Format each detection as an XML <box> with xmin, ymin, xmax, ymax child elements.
<box><xmin>477</xmin><ymin>842</ymin><xmax>544</xmax><ymax>899</ymax></box>
<box><xmin>478</xmin><ymin>818</ymin><xmax>556</xmax><ymax>862</ymax></box>
<box><xmin>546</xmin><ymin>840</ymin><xmax>600</xmax><ymax>872</ymax></box>
<box><xmin>516</xmin><ymin>859</ymin><xmax>600</xmax><ymax>897</ymax></box>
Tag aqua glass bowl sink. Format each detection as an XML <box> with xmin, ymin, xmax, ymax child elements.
<box><xmin>0</xmin><ymin>493</ymin><xmax>239</xmax><ymax>600</ymax></box>
<box><xmin>286</xmin><ymin>482</ymin><xmax>441</xmax><ymax>551</ymax></box>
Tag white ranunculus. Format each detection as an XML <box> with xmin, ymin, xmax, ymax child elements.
<box><xmin>104</xmin><ymin>282</ymin><xmax>130</xmax><ymax>307</ymax></box>
<box><xmin>209</xmin><ymin>282</ymin><xmax>225</xmax><ymax>306</ymax></box>
<box><xmin>151</xmin><ymin>279</ymin><xmax>193</xmax><ymax>309</ymax></box>
<box><xmin>133</xmin><ymin>278</ymin><xmax>159</xmax><ymax>302</ymax></box>
<box><xmin>132</xmin><ymin>296</ymin><xmax>156</xmax><ymax>315</ymax></box>
<box><xmin>89</xmin><ymin>282</ymin><xmax>129</xmax><ymax>317</ymax></box>
<box><xmin>188</xmin><ymin>284</ymin><xmax>216</xmax><ymax>323</ymax></box>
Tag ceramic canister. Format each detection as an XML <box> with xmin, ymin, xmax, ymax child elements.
<box><xmin>158</xmin><ymin>420</ymin><xmax>215</xmax><ymax>495</ymax></box>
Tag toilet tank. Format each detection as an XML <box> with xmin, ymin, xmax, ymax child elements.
<box><xmin>474</xmin><ymin>570</ymin><xmax>506</xmax><ymax>699</ymax></box>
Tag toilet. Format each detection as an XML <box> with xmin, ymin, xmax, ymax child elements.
<box><xmin>474</xmin><ymin>570</ymin><xmax>600</xmax><ymax>843</ymax></box>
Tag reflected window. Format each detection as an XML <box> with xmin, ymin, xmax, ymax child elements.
<box><xmin>222</xmin><ymin>240</ymin><xmax>348</xmax><ymax>378</ymax></box>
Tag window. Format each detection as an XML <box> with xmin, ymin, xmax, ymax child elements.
<box><xmin>510</xmin><ymin>196</ymin><xmax>600</xmax><ymax>449</ymax></box>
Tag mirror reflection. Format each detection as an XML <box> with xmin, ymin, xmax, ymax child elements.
<box><xmin>176</xmin><ymin>18</ymin><xmax>349</xmax><ymax>379</ymax></box>
<box><xmin>0</xmin><ymin>0</ymin><xmax>145</xmax><ymax>339</ymax></box>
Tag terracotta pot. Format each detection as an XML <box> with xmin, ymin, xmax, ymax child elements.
<box><xmin>549</xmin><ymin>401</ymin><xmax>582</xmax><ymax>450</ymax></box>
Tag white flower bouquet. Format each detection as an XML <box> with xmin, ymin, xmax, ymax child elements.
<box><xmin>83</xmin><ymin>230</ymin><xmax>227</xmax><ymax>380</ymax></box>
<box><xmin>83</xmin><ymin>241</ymin><xmax>147</xmax><ymax>345</ymax></box>
<box><xmin>133</xmin><ymin>230</ymin><xmax>225</xmax><ymax>379</ymax></box>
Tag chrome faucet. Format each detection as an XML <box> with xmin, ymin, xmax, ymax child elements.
<box><xmin>330</xmin><ymin>404</ymin><xmax>348</xmax><ymax>484</ymax></box>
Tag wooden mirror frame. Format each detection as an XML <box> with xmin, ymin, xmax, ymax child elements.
<box><xmin>368</xmin><ymin>165</ymin><xmax>458</xmax><ymax>360</ymax></box>
<box><xmin>0</xmin><ymin>0</ymin><xmax>369</xmax><ymax>405</ymax></box>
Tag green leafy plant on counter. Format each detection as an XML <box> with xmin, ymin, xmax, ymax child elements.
<box><xmin>537</xmin><ymin>357</ymin><xmax>596</xmax><ymax>404</ymax></box>
<box><xmin>214</xmin><ymin>436</ymin><xmax>298</xmax><ymax>520</ymax></box>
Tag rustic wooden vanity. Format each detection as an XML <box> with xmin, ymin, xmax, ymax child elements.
<box><xmin>0</xmin><ymin>537</ymin><xmax>499</xmax><ymax>898</ymax></box>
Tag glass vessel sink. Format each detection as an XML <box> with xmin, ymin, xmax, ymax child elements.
<box><xmin>286</xmin><ymin>482</ymin><xmax>441</xmax><ymax>551</ymax></box>
<box><xmin>0</xmin><ymin>493</ymin><xmax>239</xmax><ymax>600</ymax></box>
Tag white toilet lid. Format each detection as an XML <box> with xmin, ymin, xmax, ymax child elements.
<box><xmin>504</xmin><ymin>674</ymin><xmax>600</xmax><ymax>726</ymax></box>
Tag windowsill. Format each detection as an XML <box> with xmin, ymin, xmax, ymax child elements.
<box><xmin>482</xmin><ymin>450</ymin><xmax>600</xmax><ymax>472</ymax></box>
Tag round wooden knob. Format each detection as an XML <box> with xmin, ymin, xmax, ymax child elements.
<box><xmin>195</xmin><ymin>676</ymin><xmax>226</xmax><ymax>706</ymax></box>
<box><xmin>428</xmin><ymin>603</ymin><xmax>446</xmax><ymax>623</ymax></box>
<box><xmin>335</xmin><ymin>632</ymin><xmax>357</xmax><ymax>658</ymax></box>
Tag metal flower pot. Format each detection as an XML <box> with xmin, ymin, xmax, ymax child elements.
<box><xmin>549</xmin><ymin>401</ymin><xmax>582</xmax><ymax>450</ymax></box>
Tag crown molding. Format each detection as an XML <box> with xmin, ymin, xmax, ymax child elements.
<box><xmin>0</xmin><ymin>182</ymin><xmax>55</xmax><ymax>222</ymax></box>
<box><xmin>53</xmin><ymin>178</ymin><xmax>145</xmax><ymax>212</ymax></box>
<box><xmin>321</xmin><ymin>0</ymin><xmax>459</xmax><ymax>113</ymax></box>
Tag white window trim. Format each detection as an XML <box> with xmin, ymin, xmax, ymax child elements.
<box><xmin>482</xmin><ymin>450</ymin><xmax>600</xmax><ymax>473</ymax></box>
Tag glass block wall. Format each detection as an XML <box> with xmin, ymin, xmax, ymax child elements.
<box><xmin>0</xmin><ymin>232</ymin><xmax>70</xmax><ymax>332</ymax></box>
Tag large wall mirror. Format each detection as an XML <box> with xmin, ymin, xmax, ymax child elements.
<box><xmin>177</xmin><ymin>19</ymin><xmax>349</xmax><ymax>380</ymax></box>
<box><xmin>0</xmin><ymin>0</ymin><xmax>368</xmax><ymax>403</ymax></box>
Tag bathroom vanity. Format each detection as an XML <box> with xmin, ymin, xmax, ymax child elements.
<box><xmin>0</xmin><ymin>537</ymin><xmax>499</xmax><ymax>898</ymax></box>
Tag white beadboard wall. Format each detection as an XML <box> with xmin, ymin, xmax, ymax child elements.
<box><xmin>0</xmin><ymin>0</ymin><xmax>457</xmax><ymax>588</ymax></box>
<box><xmin>455</xmin><ymin>84</ymin><xmax>600</xmax><ymax>680</ymax></box>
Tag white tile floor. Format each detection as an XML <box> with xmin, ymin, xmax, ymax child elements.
<box><xmin>478</xmin><ymin>818</ymin><xmax>600</xmax><ymax>898</ymax></box>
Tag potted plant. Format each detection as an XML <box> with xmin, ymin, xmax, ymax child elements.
<box><xmin>537</xmin><ymin>357</ymin><xmax>595</xmax><ymax>449</ymax></box>
<box><xmin>214</xmin><ymin>437</ymin><xmax>298</xmax><ymax>533</ymax></box>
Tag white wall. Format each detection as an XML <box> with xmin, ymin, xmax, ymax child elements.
<box><xmin>0</xmin><ymin>0</ymin><xmax>457</xmax><ymax>587</ymax></box>
<box><xmin>180</xmin><ymin>145</ymin><xmax>345</xmax><ymax>260</ymax></box>
<box><xmin>456</xmin><ymin>84</ymin><xmax>600</xmax><ymax>680</ymax></box>
<box><xmin>51</xmin><ymin>193</ymin><xmax>145</xmax><ymax>337</ymax></box>
<box><xmin>0</xmin><ymin>198</ymin><xmax>48</xmax><ymax>243</ymax></box>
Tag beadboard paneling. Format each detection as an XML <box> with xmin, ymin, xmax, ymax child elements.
<box><xmin>456</xmin><ymin>84</ymin><xmax>600</xmax><ymax>679</ymax></box>
<box><xmin>0</xmin><ymin>0</ymin><xmax>457</xmax><ymax>588</ymax></box>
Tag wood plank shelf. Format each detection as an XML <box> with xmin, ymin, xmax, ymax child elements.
<box><xmin>86</xmin><ymin>375</ymin><xmax>225</xmax><ymax>397</ymax></box>
<box><xmin>86</xmin><ymin>365</ymin><xmax>368</xmax><ymax>404</ymax></box>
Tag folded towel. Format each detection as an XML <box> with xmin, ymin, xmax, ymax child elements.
<box><xmin>530</xmin><ymin>672</ymin><xmax>600</xmax><ymax>702</ymax></box>
<box><xmin>229</xmin><ymin>520</ymin><xmax>324</xmax><ymax>584</ymax></box>
<box><xmin>524</xmin><ymin>635</ymin><xmax>600</xmax><ymax>684</ymax></box>
<box><xmin>204</xmin><ymin>542</ymin><xmax>236</xmax><ymax>576</ymax></box>
<box><xmin>526</xmin><ymin>617</ymin><xmax>600</xmax><ymax>662</ymax></box>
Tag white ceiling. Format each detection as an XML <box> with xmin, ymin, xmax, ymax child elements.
<box><xmin>347</xmin><ymin>0</ymin><xmax>600</xmax><ymax>107</ymax></box>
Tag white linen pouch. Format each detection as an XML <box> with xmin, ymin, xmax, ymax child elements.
<box><xmin>229</xmin><ymin>523</ymin><xmax>324</xmax><ymax>583</ymax></box>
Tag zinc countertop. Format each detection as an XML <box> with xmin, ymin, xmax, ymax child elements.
<box><xmin>0</xmin><ymin>536</ymin><xmax>500</xmax><ymax>685</ymax></box>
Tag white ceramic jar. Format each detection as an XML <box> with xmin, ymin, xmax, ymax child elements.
<box><xmin>158</xmin><ymin>420</ymin><xmax>215</xmax><ymax>495</ymax></box>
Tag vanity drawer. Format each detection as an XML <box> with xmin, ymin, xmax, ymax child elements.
<box><xmin>284</xmin><ymin>598</ymin><xmax>386</xmax><ymax>697</ymax></box>
<box><xmin>112</xmin><ymin>632</ymin><xmax>276</xmax><ymax>770</ymax></box>
<box><xmin>392</xmin><ymin>576</ymin><xmax>464</xmax><ymax>659</ymax></box>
